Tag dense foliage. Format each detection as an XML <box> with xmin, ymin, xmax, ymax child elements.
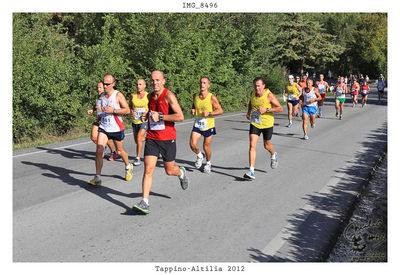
<box><xmin>13</xmin><ymin>13</ymin><xmax>387</xmax><ymax>144</ymax></box>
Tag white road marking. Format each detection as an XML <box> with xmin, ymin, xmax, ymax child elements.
<box><xmin>13</xmin><ymin>112</ymin><xmax>246</xmax><ymax>158</ymax></box>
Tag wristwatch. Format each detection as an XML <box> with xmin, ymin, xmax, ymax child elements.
<box><xmin>208</xmin><ymin>113</ymin><xmax>213</xmax><ymax>117</ymax></box>
<box><xmin>113</xmin><ymin>109</ymin><xmax>117</xmax><ymax>114</ymax></box>
<box><xmin>159</xmin><ymin>113</ymin><xmax>164</xmax><ymax>121</ymax></box>
<box><xmin>266</xmin><ymin>108</ymin><xmax>270</xmax><ymax>113</ymax></box>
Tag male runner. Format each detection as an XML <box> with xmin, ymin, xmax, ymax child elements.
<box><xmin>87</xmin><ymin>82</ymin><xmax>115</xmax><ymax>158</ymax></box>
<box><xmin>244</xmin><ymin>77</ymin><xmax>283</xmax><ymax>180</ymax></box>
<box><xmin>361</xmin><ymin>79</ymin><xmax>370</xmax><ymax>107</ymax></box>
<box><xmin>301</xmin><ymin>79</ymin><xmax>322</xmax><ymax>140</ymax></box>
<box><xmin>88</xmin><ymin>74</ymin><xmax>133</xmax><ymax>185</ymax></box>
<box><xmin>189</xmin><ymin>77</ymin><xmax>223</xmax><ymax>173</ymax></box>
<box><xmin>284</xmin><ymin>75</ymin><xmax>302</xmax><ymax>127</ymax></box>
<box><xmin>133</xmin><ymin>70</ymin><xmax>189</xmax><ymax>214</ymax></box>
<box><xmin>298</xmin><ymin>75</ymin><xmax>308</xmax><ymax>116</ymax></box>
<box><xmin>316</xmin><ymin>74</ymin><xmax>330</xmax><ymax>117</ymax></box>
<box><xmin>350</xmin><ymin>77</ymin><xmax>360</xmax><ymax>108</ymax></box>
<box><xmin>377</xmin><ymin>77</ymin><xmax>386</xmax><ymax>103</ymax></box>
<box><xmin>334</xmin><ymin>76</ymin><xmax>348</xmax><ymax>120</ymax></box>
<box><xmin>129</xmin><ymin>79</ymin><xmax>149</xmax><ymax>166</ymax></box>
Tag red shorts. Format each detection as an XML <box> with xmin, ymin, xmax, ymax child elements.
<box><xmin>320</xmin><ymin>93</ymin><xmax>326</xmax><ymax>99</ymax></box>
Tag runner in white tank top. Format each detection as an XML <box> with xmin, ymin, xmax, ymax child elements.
<box><xmin>88</xmin><ymin>74</ymin><xmax>134</xmax><ymax>186</ymax></box>
<box><xmin>301</xmin><ymin>79</ymin><xmax>321</xmax><ymax>140</ymax></box>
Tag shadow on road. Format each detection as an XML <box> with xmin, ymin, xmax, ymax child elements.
<box><xmin>20</xmin><ymin>161</ymin><xmax>171</xmax><ymax>214</ymax></box>
<box><xmin>248</xmin><ymin>122</ymin><xmax>387</xmax><ymax>262</ymax></box>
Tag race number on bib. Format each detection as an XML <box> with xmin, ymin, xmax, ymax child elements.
<box><xmin>251</xmin><ymin>110</ymin><xmax>262</xmax><ymax>125</ymax></box>
<box><xmin>362</xmin><ymin>90</ymin><xmax>368</xmax><ymax>94</ymax></box>
<box><xmin>288</xmin><ymin>94</ymin><xmax>296</xmax><ymax>101</ymax></box>
<box><xmin>134</xmin><ymin>107</ymin><xmax>146</xmax><ymax>121</ymax></box>
<box><xmin>149</xmin><ymin>115</ymin><xmax>165</xmax><ymax>130</ymax></box>
<box><xmin>194</xmin><ymin>117</ymin><xmax>208</xmax><ymax>130</ymax></box>
<box><xmin>101</xmin><ymin>115</ymin><xmax>112</xmax><ymax>126</ymax></box>
<box><xmin>318</xmin><ymin>84</ymin><xmax>326</xmax><ymax>93</ymax></box>
<box><xmin>336</xmin><ymin>88</ymin><xmax>343</xmax><ymax>96</ymax></box>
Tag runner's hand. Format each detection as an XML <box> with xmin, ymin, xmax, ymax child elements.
<box><xmin>191</xmin><ymin>109</ymin><xmax>195</xmax><ymax>116</ymax></box>
<box><xmin>87</xmin><ymin>109</ymin><xmax>93</xmax><ymax>115</ymax></box>
<box><xmin>259</xmin><ymin>107</ymin><xmax>267</xmax><ymax>114</ymax></box>
<box><xmin>150</xmin><ymin>111</ymin><xmax>160</xmax><ymax>122</ymax></box>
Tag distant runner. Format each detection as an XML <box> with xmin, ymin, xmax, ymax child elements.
<box><xmin>244</xmin><ymin>77</ymin><xmax>283</xmax><ymax>180</ymax></box>
<box><xmin>316</xmin><ymin>74</ymin><xmax>330</xmax><ymax>117</ymax></box>
<box><xmin>129</xmin><ymin>79</ymin><xmax>149</xmax><ymax>166</ymax></box>
<box><xmin>361</xmin><ymin>79</ymin><xmax>370</xmax><ymax>107</ymax></box>
<box><xmin>334</xmin><ymin>76</ymin><xmax>348</xmax><ymax>120</ymax></box>
<box><xmin>377</xmin><ymin>77</ymin><xmax>386</xmax><ymax>103</ymax></box>
<box><xmin>350</xmin><ymin>77</ymin><xmax>360</xmax><ymax>108</ymax></box>
<box><xmin>301</xmin><ymin>79</ymin><xmax>322</xmax><ymax>140</ymax></box>
<box><xmin>189</xmin><ymin>77</ymin><xmax>223</xmax><ymax>173</ymax></box>
<box><xmin>284</xmin><ymin>75</ymin><xmax>302</xmax><ymax>127</ymax></box>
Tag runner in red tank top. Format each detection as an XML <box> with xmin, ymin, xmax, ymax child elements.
<box><xmin>133</xmin><ymin>70</ymin><xmax>190</xmax><ymax>214</ymax></box>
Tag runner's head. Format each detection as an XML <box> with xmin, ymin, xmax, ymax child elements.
<box><xmin>307</xmin><ymin>78</ymin><xmax>313</xmax><ymax>88</ymax></box>
<box><xmin>103</xmin><ymin>74</ymin><xmax>115</xmax><ymax>93</ymax></box>
<box><xmin>319</xmin><ymin>74</ymin><xmax>324</xmax><ymax>81</ymax></box>
<box><xmin>296</xmin><ymin>76</ymin><xmax>300</xmax><ymax>83</ymax></box>
<box><xmin>136</xmin><ymin>79</ymin><xmax>146</xmax><ymax>93</ymax></box>
<box><xmin>253</xmin><ymin>77</ymin><xmax>266</xmax><ymax>94</ymax></box>
<box><xmin>302</xmin><ymin>75</ymin><xmax>307</xmax><ymax>82</ymax></box>
<box><xmin>97</xmin><ymin>82</ymin><xmax>104</xmax><ymax>95</ymax></box>
<box><xmin>339</xmin><ymin>76</ymin><xmax>344</xmax><ymax>84</ymax></box>
<box><xmin>151</xmin><ymin>70</ymin><xmax>166</xmax><ymax>92</ymax></box>
<box><xmin>288</xmin><ymin>75</ymin><xmax>294</xmax><ymax>84</ymax></box>
<box><xmin>200</xmin><ymin>77</ymin><xmax>210</xmax><ymax>92</ymax></box>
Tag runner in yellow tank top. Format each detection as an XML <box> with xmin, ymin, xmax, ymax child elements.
<box><xmin>244</xmin><ymin>77</ymin><xmax>283</xmax><ymax>180</ymax></box>
<box><xmin>284</xmin><ymin>75</ymin><xmax>302</xmax><ymax>127</ymax></box>
<box><xmin>129</xmin><ymin>79</ymin><xmax>149</xmax><ymax>166</ymax></box>
<box><xmin>190</xmin><ymin>77</ymin><xmax>223</xmax><ymax>173</ymax></box>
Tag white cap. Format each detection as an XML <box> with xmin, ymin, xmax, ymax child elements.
<box><xmin>288</xmin><ymin>75</ymin><xmax>294</xmax><ymax>79</ymax></box>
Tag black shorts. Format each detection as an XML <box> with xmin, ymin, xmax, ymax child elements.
<box><xmin>249</xmin><ymin>124</ymin><xmax>273</xmax><ymax>141</ymax></box>
<box><xmin>378</xmin><ymin>89</ymin><xmax>384</xmax><ymax>94</ymax></box>
<box><xmin>144</xmin><ymin>138</ymin><xmax>176</xmax><ymax>162</ymax></box>
<box><xmin>98</xmin><ymin>127</ymin><xmax>125</xmax><ymax>141</ymax></box>
<box><xmin>92</xmin><ymin>121</ymin><xmax>99</xmax><ymax>127</ymax></box>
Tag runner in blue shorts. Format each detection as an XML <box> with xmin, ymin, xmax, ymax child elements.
<box><xmin>301</xmin><ymin>79</ymin><xmax>321</xmax><ymax>140</ymax></box>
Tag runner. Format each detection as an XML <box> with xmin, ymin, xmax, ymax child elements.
<box><xmin>334</xmin><ymin>76</ymin><xmax>348</xmax><ymax>120</ymax></box>
<box><xmin>189</xmin><ymin>77</ymin><xmax>223</xmax><ymax>173</ymax></box>
<box><xmin>129</xmin><ymin>79</ymin><xmax>149</xmax><ymax>166</ymax></box>
<box><xmin>132</xmin><ymin>70</ymin><xmax>189</xmax><ymax>214</ymax></box>
<box><xmin>360</xmin><ymin>79</ymin><xmax>370</xmax><ymax>107</ymax></box>
<box><xmin>316</xmin><ymin>74</ymin><xmax>330</xmax><ymax>117</ymax></box>
<box><xmin>298</xmin><ymin>75</ymin><xmax>308</xmax><ymax>116</ymax></box>
<box><xmin>284</xmin><ymin>75</ymin><xmax>302</xmax><ymax>127</ymax></box>
<box><xmin>350</xmin><ymin>76</ymin><xmax>360</xmax><ymax>108</ymax></box>
<box><xmin>88</xmin><ymin>74</ymin><xmax>133</xmax><ymax>185</ymax></box>
<box><xmin>301</xmin><ymin>79</ymin><xmax>322</xmax><ymax>140</ymax></box>
<box><xmin>244</xmin><ymin>77</ymin><xmax>283</xmax><ymax>180</ymax></box>
<box><xmin>377</xmin><ymin>76</ymin><xmax>386</xmax><ymax>103</ymax></box>
<box><xmin>87</xmin><ymin>82</ymin><xmax>115</xmax><ymax>158</ymax></box>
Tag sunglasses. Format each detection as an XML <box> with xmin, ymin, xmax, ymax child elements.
<box><xmin>103</xmin><ymin>82</ymin><xmax>113</xmax><ymax>86</ymax></box>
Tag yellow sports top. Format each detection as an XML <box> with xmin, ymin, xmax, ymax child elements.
<box><xmin>193</xmin><ymin>92</ymin><xmax>215</xmax><ymax>131</ymax></box>
<box><xmin>131</xmin><ymin>92</ymin><xmax>149</xmax><ymax>124</ymax></box>
<box><xmin>250</xmin><ymin>89</ymin><xmax>274</xmax><ymax>129</ymax></box>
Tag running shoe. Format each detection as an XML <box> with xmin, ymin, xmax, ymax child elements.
<box><xmin>102</xmin><ymin>147</ymin><xmax>107</xmax><ymax>158</ymax></box>
<box><xmin>296</xmin><ymin>112</ymin><xmax>300</xmax><ymax>117</ymax></box>
<box><xmin>311</xmin><ymin>124</ymin><xmax>315</xmax><ymax>128</ymax></box>
<box><xmin>271</xmin><ymin>152</ymin><xmax>278</xmax><ymax>169</ymax></box>
<box><xmin>316</xmin><ymin>114</ymin><xmax>320</xmax><ymax>118</ymax></box>
<box><xmin>287</xmin><ymin>121</ymin><xmax>292</xmax><ymax>128</ymax></box>
<box><xmin>339</xmin><ymin>115</ymin><xmax>343</xmax><ymax>120</ymax></box>
<box><xmin>132</xmin><ymin>200</ymin><xmax>150</xmax><ymax>214</ymax></box>
<box><xmin>244</xmin><ymin>171</ymin><xmax>255</xmax><ymax>180</ymax></box>
<box><xmin>304</xmin><ymin>134</ymin><xmax>309</xmax><ymax>140</ymax></box>
<box><xmin>203</xmin><ymin>163</ymin><xmax>211</xmax><ymax>173</ymax></box>
<box><xmin>125</xmin><ymin>163</ymin><xmax>134</xmax><ymax>181</ymax></box>
<box><xmin>179</xmin><ymin>167</ymin><xmax>189</xmax><ymax>190</ymax></box>
<box><xmin>133</xmin><ymin>157</ymin><xmax>141</xmax><ymax>166</ymax></box>
<box><xmin>109</xmin><ymin>152</ymin><xmax>116</xmax><ymax>161</ymax></box>
<box><xmin>87</xmin><ymin>175</ymin><xmax>102</xmax><ymax>186</ymax></box>
<box><xmin>335</xmin><ymin>112</ymin><xmax>338</xmax><ymax>118</ymax></box>
<box><xmin>194</xmin><ymin>154</ymin><xmax>204</xmax><ymax>169</ymax></box>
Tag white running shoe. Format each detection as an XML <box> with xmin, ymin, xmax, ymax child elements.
<box><xmin>194</xmin><ymin>154</ymin><xmax>204</xmax><ymax>169</ymax></box>
<box><xmin>287</xmin><ymin>121</ymin><xmax>293</xmax><ymax>128</ymax></box>
<box><xmin>203</xmin><ymin>163</ymin><xmax>211</xmax><ymax>173</ymax></box>
<box><xmin>304</xmin><ymin>134</ymin><xmax>309</xmax><ymax>140</ymax></box>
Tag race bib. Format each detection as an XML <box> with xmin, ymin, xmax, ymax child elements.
<box><xmin>352</xmin><ymin>88</ymin><xmax>356</xmax><ymax>93</ymax></box>
<box><xmin>336</xmin><ymin>88</ymin><xmax>343</xmax><ymax>96</ymax></box>
<box><xmin>149</xmin><ymin>114</ymin><xmax>165</xmax><ymax>130</ymax></box>
<box><xmin>134</xmin><ymin>107</ymin><xmax>146</xmax><ymax>121</ymax></box>
<box><xmin>194</xmin><ymin>117</ymin><xmax>208</xmax><ymax>130</ymax></box>
<box><xmin>362</xmin><ymin>90</ymin><xmax>368</xmax><ymax>94</ymax></box>
<box><xmin>288</xmin><ymin>94</ymin><xmax>296</xmax><ymax>101</ymax></box>
<box><xmin>101</xmin><ymin>115</ymin><xmax>112</xmax><ymax>126</ymax></box>
<box><xmin>250</xmin><ymin>110</ymin><xmax>262</xmax><ymax>125</ymax></box>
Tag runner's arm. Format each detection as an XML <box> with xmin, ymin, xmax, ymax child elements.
<box><xmin>115</xmin><ymin>92</ymin><xmax>130</xmax><ymax>115</ymax></box>
<box><xmin>162</xmin><ymin>91</ymin><xmax>184</xmax><ymax>122</ymax></box>
<box><xmin>265</xmin><ymin>93</ymin><xmax>283</xmax><ymax>113</ymax></box>
<box><xmin>208</xmin><ymin>94</ymin><xmax>223</xmax><ymax>117</ymax></box>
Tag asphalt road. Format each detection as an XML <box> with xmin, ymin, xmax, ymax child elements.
<box><xmin>13</xmin><ymin>88</ymin><xmax>387</xmax><ymax>262</ymax></box>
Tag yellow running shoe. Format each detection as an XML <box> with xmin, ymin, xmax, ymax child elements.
<box><xmin>125</xmin><ymin>163</ymin><xmax>133</xmax><ymax>181</ymax></box>
<box><xmin>88</xmin><ymin>175</ymin><xmax>102</xmax><ymax>186</ymax></box>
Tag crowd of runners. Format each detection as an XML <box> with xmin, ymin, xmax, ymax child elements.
<box><xmin>86</xmin><ymin>71</ymin><xmax>386</xmax><ymax>214</ymax></box>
